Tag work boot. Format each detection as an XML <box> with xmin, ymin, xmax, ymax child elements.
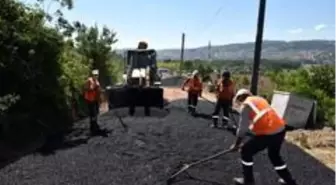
<box><xmin>90</xmin><ymin>127</ymin><xmax>108</xmax><ymax>137</ymax></box>
<box><xmin>276</xmin><ymin>167</ymin><xmax>298</xmax><ymax>185</ymax></box>
<box><xmin>144</xmin><ymin>106</ymin><xmax>150</xmax><ymax>116</ymax></box>
<box><xmin>187</xmin><ymin>105</ymin><xmax>192</xmax><ymax>113</ymax></box>
<box><xmin>210</xmin><ymin>119</ymin><xmax>218</xmax><ymax>128</ymax></box>
<box><xmin>239</xmin><ymin>164</ymin><xmax>255</xmax><ymax>184</ymax></box>
<box><xmin>278</xmin><ymin>178</ymin><xmax>286</xmax><ymax>184</ymax></box>
<box><xmin>278</xmin><ymin>178</ymin><xmax>298</xmax><ymax>185</ymax></box>
<box><xmin>210</xmin><ymin>123</ymin><xmax>217</xmax><ymax>128</ymax></box>
<box><xmin>221</xmin><ymin>118</ymin><xmax>229</xmax><ymax>128</ymax></box>
<box><xmin>233</xmin><ymin>177</ymin><xmax>255</xmax><ymax>185</ymax></box>
<box><xmin>211</xmin><ymin>115</ymin><xmax>219</xmax><ymax>128</ymax></box>
<box><xmin>90</xmin><ymin>122</ymin><xmax>102</xmax><ymax>135</ymax></box>
<box><xmin>190</xmin><ymin>108</ymin><xmax>196</xmax><ymax>116</ymax></box>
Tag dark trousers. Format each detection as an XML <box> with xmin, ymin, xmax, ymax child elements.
<box><xmin>87</xmin><ymin>100</ymin><xmax>100</xmax><ymax>132</ymax></box>
<box><xmin>187</xmin><ymin>92</ymin><xmax>199</xmax><ymax>114</ymax></box>
<box><xmin>212</xmin><ymin>99</ymin><xmax>231</xmax><ymax>126</ymax></box>
<box><xmin>240</xmin><ymin>130</ymin><xmax>297</xmax><ymax>184</ymax></box>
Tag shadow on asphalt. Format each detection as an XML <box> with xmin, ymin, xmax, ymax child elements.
<box><xmin>36</xmin><ymin>134</ymin><xmax>90</xmax><ymax>156</ymax></box>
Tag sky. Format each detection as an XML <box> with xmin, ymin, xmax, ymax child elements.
<box><xmin>23</xmin><ymin>0</ymin><xmax>335</xmax><ymax>49</ymax></box>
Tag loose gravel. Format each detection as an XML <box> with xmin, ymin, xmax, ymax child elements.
<box><xmin>0</xmin><ymin>99</ymin><xmax>334</xmax><ymax>185</ymax></box>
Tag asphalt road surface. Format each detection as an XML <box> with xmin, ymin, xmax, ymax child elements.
<box><xmin>0</xmin><ymin>98</ymin><xmax>334</xmax><ymax>185</ymax></box>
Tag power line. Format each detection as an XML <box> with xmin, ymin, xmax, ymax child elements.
<box><xmin>199</xmin><ymin>5</ymin><xmax>224</xmax><ymax>36</ymax></box>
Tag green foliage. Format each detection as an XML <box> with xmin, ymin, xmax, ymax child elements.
<box><xmin>158</xmin><ymin>59</ymin><xmax>302</xmax><ymax>77</ymax></box>
<box><xmin>196</xmin><ymin>63</ymin><xmax>213</xmax><ymax>82</ymax></box>
<box><xmin>268</xmin><ymin>65</ymin><xmax>335</xmax><ymax>128</ymax></box>
<box><xmin>157</xmin><ymin>61</ymin><xmax>180</xmax><ymax>72</ymax></box>
<box><xmin>242</xmin><ymin>76</ymin><xmax>250</xmax><ymax>86</ymax></box>
<box><xmin>106</xmin><ymin>54</ymin><xmax>123</xmax><ymax>84</ymax></box>
<box><xmin>0</xmin><ymin>0</ymin><xmax>71</xmax><ymax>144</ymax></box>
<box><xmin>0</xmin><ymin>94</ymin><xmax>20</xmax><ymax>114</ymax></box>
<box><xmin>0</xmin><ymin>0</ymin><xmax>122</xmax><ymax>145</ymax></box>
<box><xmin>183</xmin><ymin>61</ymin><xmax>193</xmax><ymax>72</ymax></box>
<box><xmin>72</xmin><ymin>22</ymin><xmax>118</xmax><ymax>87</ymax></box>
<box><xmin>157</xmin><ymin>60</ymin><xmax>214</xmax><ymax>79</ymax></box>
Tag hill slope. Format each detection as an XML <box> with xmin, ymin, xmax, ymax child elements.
<box><xmin>118</xmin><ymin>40</ymin><xmax>335</xmax><ymax>62</ymax></box>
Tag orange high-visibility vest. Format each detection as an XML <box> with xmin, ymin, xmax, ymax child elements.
<box><xmin>242</xmin><ymin>96</ymin><xmax>285</xmax><ymax>135</ymax></box>
<box><xmin>84</xmin><ymin>77</ymin><xmax>100</xmax><ymax>102</ymax></box>
<box><xmin>184</xmin><ymin>78</ymin><xmax>203</xmax><ymax>93</ymax></box>
<box><xmin>216</xmin><ymin>79</ymin><xmax>235</xmax><ymax>101</ymax></box>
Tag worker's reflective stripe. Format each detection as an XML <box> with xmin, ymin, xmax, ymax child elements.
<box><xmin>241</xmin><ymin>160</ymin><xmax>253</xmax><ymax>166</ymax></box>
<box><xmin>274</xmin><ymin>164</ymin><xmax>287</xmax><ymax>170</ymax></box>
<box><xmin>222</xmin><ymin>116</ymin><xmax>229</xmax><ymax>121</ymax></box>
<box><xmin>244</xmin><ymin>101</ymin><xmax>272</xmax><ymax>123</ymax></box>
<box><xmin>212</xmin><ymin>115</ymin><xmax>219</xmax><ymax>118</ymax></box>
<box><xmin>253</xmin><ymin>108</ymin><xmax>272</xmax><ymax>123</ymax></box>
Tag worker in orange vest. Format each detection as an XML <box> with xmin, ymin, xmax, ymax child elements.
<box><xmin>181</xmin><ymin>70</ymin><xmax>203</xmax><ymax>115</ymax></box>
<box><xmin>84</xmin><ymin>69</ymin><xmax>103</xmax><ymax>135</ymax></box>
<box><xmin>230</xmin><ymin>89</ymin><xmax>297</xmax><ymax>185</ymax></box>
<box><xmin>211</xmin><ymin>70</ymin><xmax>235</xmax><ymax>128</ymax></box>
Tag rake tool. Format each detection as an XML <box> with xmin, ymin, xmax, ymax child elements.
<box><xmin>166</xmin><ymin>148</ymin><xmax>234</xmax><ymax>185</ymax></box>
<box><xmin>199</xmin><ymin>95</ymin><xmax>216</xmax><ymax>105</ymax></box>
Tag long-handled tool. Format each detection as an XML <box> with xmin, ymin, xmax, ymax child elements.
<box><xmin>200</xmin><ymin>96</ymin><xmax>241</xmax><ymax>115</ymax></box>
<box><xmin>166</xmin><ymin>148</ymin><xmax>234</xmax><ymax>185</ymax></box>
<box><xmin>200</xmin><ymin>95</ymin><xmax>215</xmax><ymax>105</ymax></box>
<box><xmin>112</xmin><ymin>111</ymin><xmax>129</xmax><ymax>132</ymax></box>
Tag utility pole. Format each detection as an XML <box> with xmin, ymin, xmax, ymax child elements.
<box><xmin>179</xmin><ymin>33</ymin><xmax>185</xmax><ymax>76</ymax></box>
<box><xmin>208</xmin><ymin>40</ymin><xmax>212</xmax><ymax>62</ymax></box>
<box><xmin>250</xmin><ymin>0</ymin><xmax>266</xmax><ymax>95</ymax></box>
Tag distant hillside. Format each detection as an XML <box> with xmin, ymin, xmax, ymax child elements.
<box><xmin>117</xmin><ymin>40</ymin><xmax>335</xmax><ymax>63</ymax></box>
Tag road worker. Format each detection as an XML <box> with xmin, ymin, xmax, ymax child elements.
<box><xmin>181</xmin><ymin>70</ymin><xmax>203</xmax><ymax>115</ymax></box>
<box><xmin>211</xmin><ymin>70</ymin><xmax>235</xmax><ymax>128</ymax></box>
<box><xmin>230</xmin><ymin>89</ymin><xmax>297</xmax><ymax>185</ymax></box>
<box><xmin>213</xmin><ymin>72</ymin><xmax>221</xmax><ymax>86</ymax></box>
<box><xmin>84</xmin><ymin>69</ymin><xmax>104</xmax><ymax>135</ymax></box>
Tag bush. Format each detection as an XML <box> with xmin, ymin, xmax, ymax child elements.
<box><xmin>268</xmin><ymin>65</ymin><xmax>335</xmax><ymax>128</ymax></box>
<box><xmin>0</xmin><ymin>0</ymin><xmax>122</xmax><ymax>146</ymax></box>
<box><xmin>0</xmin><ymin>0</ymin><xmax>72</xmax><ymax>143</ymax></box>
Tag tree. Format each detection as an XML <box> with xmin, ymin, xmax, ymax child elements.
<box><xmin>0</xmin><ymin>0</ymin><xmax>122</xmax><ymax>146</ymax></box>
<box><xmin>0</xmin><ymin>0</ymin><xmax>70</xmax><ymax>143</ymax></box>
<box><xmin>182</xmin><ymin>61</ymin><xmax>193</xmax><ymax>72</ymax></box>
<box><xmin>197</xmin><ymin>63</ymin><xmax>213</xmax><ymax>82</ymax></box>
<box><xmin>73</xmin><ymin>22</ymin><xmax>118</xmax><ymax>87</ymax></box>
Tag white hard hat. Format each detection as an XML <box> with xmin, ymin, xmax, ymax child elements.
<box><xmin>235</xmin><ymin>88</ymin><xmax>252</xmax><ymax>97</ymax></box>
<box><xmin>192</xmin><ymin>70</ymin><xmax>199</xmax><ymax>76</ymax></box>
<box><xmin>92</xmin><ymin>69</ymin><xmax>99</xmax><ymax>75</ymax></box>
<box><xmin>233</xmin><ymin>88</ymin><xmax>252</xmax><ymax>106</ymax></box>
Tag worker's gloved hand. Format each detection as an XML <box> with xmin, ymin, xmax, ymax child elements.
<box><xmin>229</xmin><ymin>143</ymin><xmax>241</xmax><ymax>152</ymax></box>
<box><xmin>229</xmin><ymin>137</ymin><xmax>244</xmax><ymax>152</ymax></box>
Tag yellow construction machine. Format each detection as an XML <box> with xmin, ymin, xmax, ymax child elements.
<box><xmin>107</xmin><ymin>41</ymin><xmax>164</xmax><ymax>116</ymax></box>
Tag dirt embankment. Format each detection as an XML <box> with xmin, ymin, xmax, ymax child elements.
<box><xmin>286</xmin><ymin>128</ymin><xmax>335</xmax><ymax>170</ymax></box>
